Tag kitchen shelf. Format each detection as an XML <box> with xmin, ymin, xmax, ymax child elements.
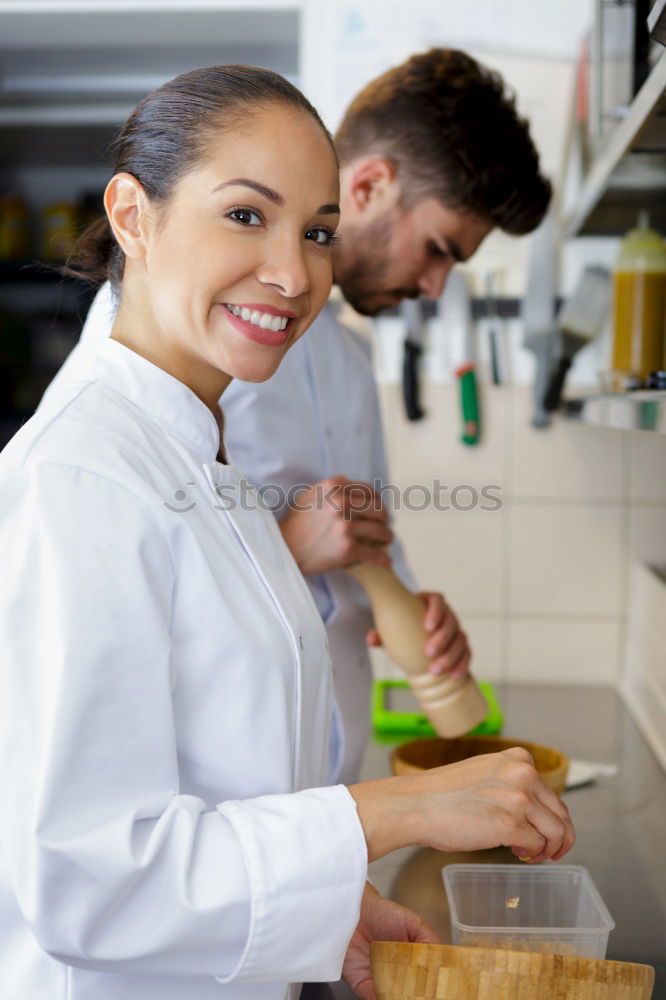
<box><xmin>566</xmin><ymin>390</ymin><xmax>666</xmax><ymax>432</ymax></box>
<box><xmin>565</xmin><ymin>47</ymin><xmax>666</xmax><ymax>237</ymax></box>
<box><xmin>0</xmin><ymin>1</ymin><xmax>300</xmax><ymax>48</ymax></box>
<box><xmin>0</xmin><ymin>1</ymin><xmax>301</xmax><ymax>128</ymax></box>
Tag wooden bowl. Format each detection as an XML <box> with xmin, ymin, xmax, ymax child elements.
<box><xmin>391</xmin><ymin>735</ymin><xmax>569</xmax><ymax>794</ymax></box>
<box><xmin>370</xmin><ymin>942</ymin><xmax>655</xmax><ymax>1000</ymax></box>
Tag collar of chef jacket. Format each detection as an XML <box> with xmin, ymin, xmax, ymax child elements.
<box><xmin>88</xmin><ymin>337</ymin><xmax>221</xmax><ymax>464</ymax></box>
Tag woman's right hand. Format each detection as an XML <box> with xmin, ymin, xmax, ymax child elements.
<box><xmin>348</xmin><ymin>747</ymin><xmax>574</xmax><ymax>864</ymax></box>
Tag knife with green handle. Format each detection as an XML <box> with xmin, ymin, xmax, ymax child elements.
<box><xmin>441</xmin><ymin>268</ymin><xmax>480</xmax><ymax>446</ymax></box>
<box><xmin>456</xmin><ymin>362</ymin><xmax>480</xmax><ymax>445</ymax></box>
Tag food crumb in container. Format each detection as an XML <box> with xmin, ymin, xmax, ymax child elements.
<box><xmin>505</xmin><ymin>896</ymin><xmax>520</xmax><ymax>909</ymax></box>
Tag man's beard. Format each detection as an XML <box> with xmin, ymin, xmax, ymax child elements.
<box><xmin>334</xmin><ymin>208</ymin><xmax>419</xmax><ymax>316</ymax></box>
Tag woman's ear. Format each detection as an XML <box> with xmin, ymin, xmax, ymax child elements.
<box><xmin>104</xmin><ymin>172</ymin><xmax>151</xmax><ymax>260</ymax></box>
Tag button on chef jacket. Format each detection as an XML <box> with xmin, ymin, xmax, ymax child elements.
<box><xmin>42</xmin><ymin>283</ymin><xmax>416</xmax><ymax>786</ymax></box>
<box><xmin>0</xmin><ymin>337</ymin><xmax>368</xmax><ymax>1000</ymax></box>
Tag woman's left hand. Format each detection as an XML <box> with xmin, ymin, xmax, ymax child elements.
<box><xmin>417</xmin><ymin>591</ymin><xmax>471</xmax><ymax>679</ymax></box>
<box><xmin>342</xmin><ymin>883</ymin><xmax>439</xmax><ymax>1000</ymax></box>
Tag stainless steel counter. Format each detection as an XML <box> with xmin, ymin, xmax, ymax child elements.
<box><xmin>302</xmin><ymin>683</ymin><xmax>666</xmax><ymax>1000</ymax></box>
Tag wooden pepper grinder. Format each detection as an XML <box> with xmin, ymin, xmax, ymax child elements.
<box><xmin>348</xmin><ymin>561</ymin><xmax>488</xmax><ymax>737</ymax></box>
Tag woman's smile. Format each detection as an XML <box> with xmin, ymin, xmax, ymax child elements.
<box><xmin>221</xmin><ymin>301</ymin><xmax>297</xmax><ymax>346</ymax></box>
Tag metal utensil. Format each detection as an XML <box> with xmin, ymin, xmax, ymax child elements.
<box><xmin>522</xmin><ymin>210</ymin><xmax>559</xmax><ymax>428</ymax></box>
<box><xmin>401</xmin><ymin>298</ymin><xmax>426</xmax><ymax>421</ymax></box>
<box><xmin>543</xmin><ymin>265</ymin><xmax>611</xmax><ymax>411</ymax></box>
<box><xmin>485</xmin><ymin>271</ymin><xmax>502</xmax><ymax>386</ymax></box>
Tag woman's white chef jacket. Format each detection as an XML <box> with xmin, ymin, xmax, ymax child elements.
<box><xmin>42</xmin><ymin>283</ymin><xmax>417</xmax><ymax>786</ymax></box>
<box><xmin>0</xmin><ymin>337</ymin><xmax>368</xmax><ymax>1000</ymax></box>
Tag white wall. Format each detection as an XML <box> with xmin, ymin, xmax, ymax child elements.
<box><xmin>301</xmin><ymin>0</ymin><xmax>594</xmax><ymax>132</ymax></box>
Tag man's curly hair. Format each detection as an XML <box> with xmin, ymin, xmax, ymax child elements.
<box><xmin>335</xmin><ymin>48</ymin><xmax>551</xmax><ymax>235</ymax></box>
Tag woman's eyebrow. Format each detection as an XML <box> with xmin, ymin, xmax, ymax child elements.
<box><xmin>211</xmin><ymin>178</ymin><xmax>339</xmax><ymax>215</ymax></box>
<box><xmin>212</xmin><ymin>178</ymin><xmax>284</xmax><ymax>204</ymax></box>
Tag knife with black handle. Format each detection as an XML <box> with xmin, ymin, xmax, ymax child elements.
<box><xmin>401</xmin><ymin>299</ymin><xmax>426</xmax><ymax>421</ymax></box>
<box><xmin>543</xmin><ymin>266</ymin><xmax>611</xmax><ymax>412</ymax></box>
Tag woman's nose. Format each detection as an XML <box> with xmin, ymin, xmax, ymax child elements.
<box><xmin>257</xmin><ymin>236</ymin><xmax>310</xmax><ymax>298</ymax></box>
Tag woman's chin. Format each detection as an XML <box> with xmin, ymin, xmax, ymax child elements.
<box><xmin>227</xmin><ymin>359</ymin><xmax>283</xmax><ymax>384</ymax></box>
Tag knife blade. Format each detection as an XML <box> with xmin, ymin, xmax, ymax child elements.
<box><xmin>543</xmin><ymin>265</ymin><xmax>611</xmax><ymax>411</ymax></box>
<box><xmin>521</xmin><ymin>209</ymin><xmax>558</xmax><ymax>428</ymax></box>
<box><xmin>485</xmin><ymin>270</ymin><xmax>503</xmax><ymax>386</ymax></box>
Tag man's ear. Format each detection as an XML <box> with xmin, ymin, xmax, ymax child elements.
<box><xmin>104</xmin><ymin>172</ymin><xmax>151</xmax><ymax>260</ymax></box>
<box><xmin>344</xmin><ymin>156</ymin><xmax>399</xmax><ymax>216</ymax></box>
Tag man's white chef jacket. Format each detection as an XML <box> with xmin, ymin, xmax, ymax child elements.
<box><xmin>0</xmin><ymin>338</ymin><xmax>367</xmax><ymax>1000</ymax></box>
<box><xmin>43</xmin><ymin>284</ymin><xmax>415</xmax><ymax>785</ymax></box>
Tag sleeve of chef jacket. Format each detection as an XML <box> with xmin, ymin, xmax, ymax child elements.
<box><xmin>0</xmin><ymin>462</ymin><xmax>367</xmax><ymax>982</ymax></box>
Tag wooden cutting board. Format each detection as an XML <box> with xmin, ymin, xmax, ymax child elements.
<box><xmin>370</xmin><ymin>942</ymin><xmax>655</xmax><ymax>999</ymax></box>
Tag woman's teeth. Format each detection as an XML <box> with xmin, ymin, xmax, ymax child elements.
<box><xmin>225</xmin><ymin>304</ymin><xmax>289</xmax><ymax>333</ymax></box>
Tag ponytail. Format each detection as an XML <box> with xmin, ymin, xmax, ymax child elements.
<box><xmin>61</xmin><ymin>215</ymin><xmax>123</xmax><ymax>287</ymax></box>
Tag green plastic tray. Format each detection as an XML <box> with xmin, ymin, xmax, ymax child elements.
<box><xmin>372</xmin><ymin>678</ymin><xmax>503</xmax><ymax>744</ymax></box>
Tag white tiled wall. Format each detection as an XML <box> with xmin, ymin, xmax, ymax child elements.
<box><xmin>376</xmin><ymin>378</ymin><xmax>666</xmax><ymax>687</ymax></box>
<box><xmin>509</xmin><ymin>388</ymin><xmax>628</xmax><ymax>500</ymax></box>
<box><xmin>507</xmin><ymin>620</ymin><xmax>623</xmax><ymax>685</ymax></box>
<box><xmin>508</xmin><ymin>502</ymin><xmax>625</xmax><ymax>618</ymax></box>
<box><xmin>630</xmin><ymin>433</ymin><xmax>666</xmax><ymax>502</ymax></box>
<box><xmin>395</xmin><ymin>506</ymin><xmax>506</xmax><ymax>615</ymax></box>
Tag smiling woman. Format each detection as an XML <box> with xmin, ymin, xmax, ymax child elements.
<box><xmin>107</xmin><ymin>105</ymin><xmax>338</xmax><ymax>400</ymax></box>
<box><xmin>0</xmin><ymin>64</ymin><xmax>574</xmax><ymax>1000</ymax></box>
<box><xmin>63</xmin><ymin>67</ymin><xmax>341</xmax><ymax>404</ymax></box>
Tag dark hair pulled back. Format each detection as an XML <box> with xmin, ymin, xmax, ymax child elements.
<box><xmin>66</xmin><ymin>65</ymin><xmax>334</xmax><ymax>287</ymax></box>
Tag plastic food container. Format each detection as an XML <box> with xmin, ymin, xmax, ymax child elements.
<box><xmin>443</xmin><ymin>864</ymin><xmax>615</xmax><ymax>959</ymax></box>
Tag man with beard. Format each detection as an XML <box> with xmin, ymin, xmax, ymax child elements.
<box><xmin>45</xmin><ymin>49</ymin><xmax>551</xmax><ymax>785</ymax></box>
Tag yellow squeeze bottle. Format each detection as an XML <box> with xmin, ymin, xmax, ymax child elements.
<box><xmin>610</xmin><ymin>212</ymin><xmax>666</xmax><ymax>389</ymax></box>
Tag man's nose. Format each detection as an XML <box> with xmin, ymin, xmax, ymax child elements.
<box><xmin>417</xmin><ymin>258</ymin><xmax>454</xmax><ymax>300</ymax></box>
